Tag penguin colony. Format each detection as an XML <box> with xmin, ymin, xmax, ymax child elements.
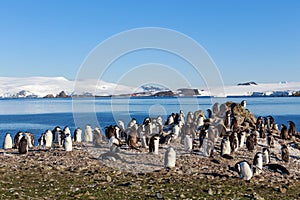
<box><xmin>1</xmin><ymin>100</ymin><xmax>298</xmax><ymax>180</ymax></box>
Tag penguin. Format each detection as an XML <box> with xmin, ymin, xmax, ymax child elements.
<box><xmin>212</xmin><ymin>102</ymin><xmax>219</xmax><ymax>116</ymax></box>
<box><xmin>93</xmin><ymin>127</ymin><xmax>102</xmax><ymax>147</ymax></box>
<box><xmin>3</xmin><ymin>133</ymin><xmax>13</xmax><ymax>149</ymax></box>
<box><xmin>52</xmin><ymin>127</ymin><xmax>63</xmax><ymax>145</ymax></box>
<box><xmin>202</xmin><ymin>138</ymin><xmax>214</xmax><ymax>157</ymax></box>
<box><xmin>105</xmin><ymin>125</ymin><xmax>117</xmax><ymax>140</ymax></box>
<box><xmin>127</xmin><ymin>127</ymin><xmax>139</xmax><ymax>150</ymax></box>
<box><xmin>281</xmin><ymin>143</ymin><xmax>289</xmax><ymax>162</ymax></box>
<box><xmin>64</xmin><ymin>133</ymin><xmax>72</xmax><ymax>151</ymax></box>
<box><xmin>109</xmin><ymin>135</ymin><xmax>122</xmax><ymax>152</ymax></box>
<box><xmin>235</xmin><ymin>161</ymin><xmax>253</xmax><ymax>181</ymax></box>
<box><xmin>183</xmin><ymin>134</ymin><xmax>193</xmax><ymax>152</ymax></box>
<box><xmin>221</xmin><ymin>136</ymin><xmax>232</xmax><ymax>159</ymax></box>
<box><xmin>118</xmin><ymin>120</ymin><xmax>125</xmax><ymax>131</ymax></box>
<box><xmin>253</xmin><ymin>152</ymin><xmax>263</xmax><ymax>175</ymax></box>
<box><xmin>267</xmin><ymin>131</ymin><xmax>274</xmax><ymax>148</ymax></box>
<box><xmin>288</xmin><ymin>121</ymin><xmax>296</xmax><ymax>140</ymax></box>
<box><xmin>159</xmin><ymin>134</ymin><xmax>172</xmax><ymax>145</ymax></box>
<box><xmin>18</xmin><ymin>136</ymin><xmax>28</xmax><ymax>154</ymax></box>
<box><xmin>265</xmin><ymin>163</ymin><xmax>289</xmax><ymax>175</ymax></box>
<box><xmin>280</xmin><ymin>124</ymin><xmax>289</xmax><ymax>140</ymax></box>
<box><xmin>199</xmin><ymin>128</ymin><xmax>208</xmax><ymax>148</ymax></box>
<box><xmin>149</xmin><ymin>134</ymin><xmax>160</xmax><ymax>154</ymax></box>
<box><xmin>196</xmin><ymin>114</ymin><xmax>205</xmax><ymax>130</ymax></box>
<box><xmin>52</xmin><ymin>126</ymin><xmax>61</xmax><ymax>140</ymax></box>
<box><xmin>13</xmin><ymin>132</ymin><xmax>23</xmax><ymax>149</ymax></box>
<box><xmin>238</xmin><ymin>131</ymin><xmax>246</xmax><ymax>148</ymax></box>
<box><xmin>24</xmin><ymin>132</ymin><xmax>34</xmax><ymax>148</ymax></box>
<box><xmin>164</xmin><ymin>146</ymin><xmax>176</xmax><ymax>168</ymax></box>
<box><xmin>172</xmin><ymin>124</ymin><xmax>180</xmax><ymax>140</ymax></box>
<box><xmin>156</xmin><ymin>116</ymin><xmax>163</xmax><ymax>126</ymax></box>
<box><xmin>84</xmin><ymin>125</ymin><xmax>93</xmax><ymax>142</ymax></box>
<box><xmin>45</xmin><ymin>129</ymin><xmax>53</xmax><ymax>148</ymax></box>
<box><xmin>63</xmin><ymin>126</ymin><xmax>70</xmax><ymax>136</ymax></box>
<box><xmin>224</xmin><ymin>110</ymin><xmax>231</xmax><ymax>129</ymax></box>
<box><xmin>186</xmin><ymin>112</ymin><xmax>194</xmax><ymax>125</ymax></box>
<box><xmin>241</xmin><ymin>100</ymin><xmax>247</xmax><ymax>108</ymax></box>
<box><xmin>38</xmin><ymin>133</ymin><xmax>46</xmax><ymax>146</ymax></box>
<box><xmin>179</xmin><ymin>110</ymin><xmax>185</xmax><ymax>127</ymax></box>
<box><xmin>74</xmin><ymin>128</ymin><xmax>82</xmax><ymax>142</ymax></box>
<box><xmin>141</xmin><ymin>134</ymin><xmax>149</xmax><ymax>149</ymax></box>
<box><xmin>128</xmin><ymin>118</ymin><xmax>137</xmax><ymax>129</ymax></box>
<box><xmin>262</xmin><ymin>148</ymin><xmax>270</xmax><ymax>165</ymax></box>
<box><xmin>229</xmin><ymin>132</ymin><xmax>239</xmax><ymax>153</ymax></box>
<box><xmin>114</xmin><ymin>125</ymin><xmax>121</xmax><ymax>139</ymax></box>
<box><xmin>206</xmin><ymin>109</ymin><xmax>212</xmax><ymax>119</ymax></box>
<box><xmin>246</xmin><ymin>133</ymin><xmax>256</xmax><ymax>151</ymax></box>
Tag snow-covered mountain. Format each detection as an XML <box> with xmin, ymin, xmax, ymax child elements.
<box><xmin>201</xmin><ymin>81</ymin><xmax>300</xmax><ymax>97</ymax></box>
<box><xmin>0</xmin><ymin>77</ymin><xmax>136</xmax><ymax>98</ymax></box>
<box><xmin>0</xmin><ymin>77</ymin><xmax>300</xmax><ymax>98</ymax></box>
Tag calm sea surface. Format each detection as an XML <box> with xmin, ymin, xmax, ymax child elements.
<box><xmin>0</xmin><ymin>97</ymin><xmax>300</xmax><ymax>146</ymax></box>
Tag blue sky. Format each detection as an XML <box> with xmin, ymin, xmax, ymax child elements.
<box><xmin>0</xmin><ymin>0</ymin><xmax>299</xmax><ymax>86</ymax></box>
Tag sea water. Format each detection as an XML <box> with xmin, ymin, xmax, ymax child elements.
<box><xmin>0</xmin><ymin>97</ymin><xmax>300</xmax><ymax>146</ymax></box>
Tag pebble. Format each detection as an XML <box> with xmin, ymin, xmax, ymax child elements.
<box><xmin>208</xmin><ymin>188</ymin><xmax>213</xmax><ymax>195</ymax></box>
<box><xmin>156</xmin><ymin>192</ymin><xmax>163</xmax><ymax>199</ymax></box>
<box><xmin>106</xmin><ymin>175</ymin><xmax>112</xmax><ymax>182</ymax></box>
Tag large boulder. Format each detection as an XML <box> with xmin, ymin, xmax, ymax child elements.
<box><xmin>225</xmin><ymin>101</ymin><xmax>256</xmax><ymax>126</ymax></box>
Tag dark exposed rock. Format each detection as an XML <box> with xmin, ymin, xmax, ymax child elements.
<box><xmin>56</xmin><ymin>91</ymin><xmax>69</xmax><ymax>98</ymax></box>
<box><xmin>43</xmin><ymin>94</ymin><xmax>55</xmax><ymax>98</ymax></box>
<box><xmin>153</xmin><ymin>90</ymin><xmax>175</xmax><ymax>97</ymax></box>
<box><xmin>237</xmin><ymin>81</ymin><xmax>258</xmax><ymax>86</ymax></box>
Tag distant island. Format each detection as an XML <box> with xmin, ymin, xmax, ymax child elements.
<box><xmin>0</xmin><ymin>77</ymin><xmax>300</xmax><ymax>98</ymax></box>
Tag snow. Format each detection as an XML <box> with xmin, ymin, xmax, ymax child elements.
<box><xmin>0</xmin><ymin>77</ymin><xmax>300</xmax><ymax>98</ymax></box>
<box><xmin>0</xmin><ymin>77</ymin><xmax>136</xmax><ymax>98</ymax></box>
<box><xmin>202</xmin><ymin>82</ymin><xmax>300</xmax><ymax>97</ymax></box>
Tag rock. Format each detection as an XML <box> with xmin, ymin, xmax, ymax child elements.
<box><xmin>56</xmin><ymin>91</ymin><xmax>69</xmax><ymax>98</ymax></box>
<box><xmin>252</xmin><ymin>192</ymin><xmax>264</xmax><ymax>200</ymax></box>
<box><xmin>43</xmin><ymin>94</ymin><xmax>55</xmax><ymax>98</ymax></box>
<box><xmin>208</xmin><ymin>188</ymin><xmax>213</xmax><ymax>195</ymax></box>
<box><xmin>156</xmin><ymin>192</ymin><xmax>163</xmax><ymax>199</ymax></box>
<box><xmin>280</xmin><ymin>187</ymin><xmax>287</xmax><ymax>194</ymax></box>
<box><xmin>106</xmin><ymin>175</ymin><xmax>112</xmax><ymax>182</ymax></box>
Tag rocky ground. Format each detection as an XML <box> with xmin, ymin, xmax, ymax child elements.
<box><xmin>1</xmin><ymin>136</ymin><xmax>300</xmax><ymax>200</ymax></box>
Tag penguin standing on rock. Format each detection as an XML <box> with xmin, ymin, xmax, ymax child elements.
<box><xmin>74</xmin><ymin>128</ymin><xmax>82</xmax><ymax>142</ymax></box>
<box><xmin>164</xmin><ymin>146</ymin><xmax>176</xmax><ymax>168</ymax></box>
<box><xmin>13</xmin><ymin>132</ymin><xmax>23</xmax><ymax>149</ymax></box>
<box><xmin>64</xmin><ymin>133</ymin><xmax>72</xmax><ymax>151</ymax></box>
<box><xmin>246</xmin><ymin>132</ymin><xmax>257</xmax><ymax>151</ymax></box>
<box><xmin>253</xmin><ymin>152</ymin><xmax>263</xmax><ymax>175</ymax></box>
<box><xmin>229</xmin><ymin>132</ymin><xmax>239</xmax><ymax>153</ymax></box>
<box><xmin>267</xmin><ymin>131</ymin><xmax>274</xmax><ymax>148</ymax></box>
<box><xmin>3</xmin><ymin>133</ymin><xmax>13</xmax><ymax>149</ymax></box>
<box><xmin>281</xmin><ymin>143</ymin><xmax>289</xmax><ymax>163</ymax></box>
<box><xmin>149</xmin><ymin>134</ymin><xmax>160</xmax><ymax>154</ymax></box>
<box><xmin>221</xmin><ymin>135</ymin><xmax>233</xmax><ymax>159</ymax></box>
<box><xmin>19</xmin><ymin>136</ymin><xmax>28</xmax><ymax>154</ymax></box>
<box><xmin>24</xmin><ymin>132</ymin><xmax>34</xmax><ymax>148</ymax></box>
<box><xmin>280</xmin><ymin>124</ymin><xmax>289</xmax><ymax>140</ymax></box>
<box><xmin>288</xmin><ymin>121</ymin><xmax>297</xmax><ymax>141</ymax></box>
<box><xmin>84</xmin><ymin>125</ymin><xmax>93</xmax><ymax>143</ymax></box>
<box><xmin>184</xmin><ymin>135</ymin><xmax>193</xmax><ymax>152</ymax></box>
<box><xmin>262</xmin><ymin>148</ymin><xmax>270</xmax><ymax>164</ymax></box>
<box><xmin>235</xmin><ymin>161</ymin><xmax>253</xmax><ymax>181</ymax></box>
<box><xmin>45</xmin><ymin>130</ymin><xmax>53</xmax><ymax>148</ymax></box>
